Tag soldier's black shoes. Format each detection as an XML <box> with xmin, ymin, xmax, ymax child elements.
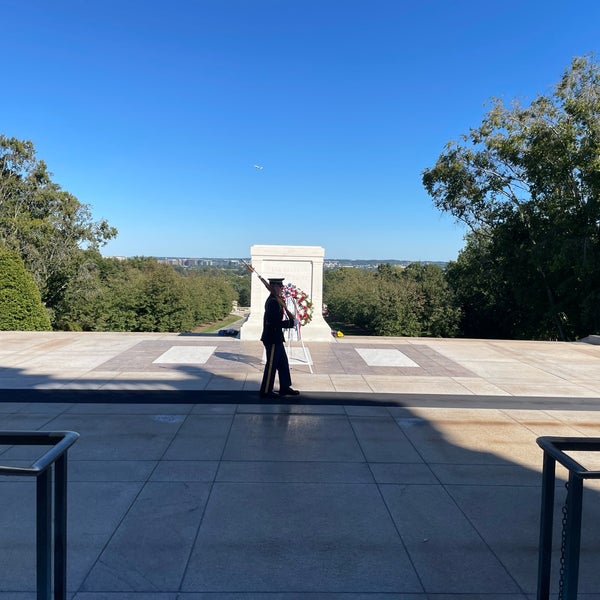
<box><xmin>279</xmin><ymin>387</ymin><xmax>300</xmax><ymax>397</ymax></box>
<box><xmin>259</xmin><ymin>388</ymin><xmax>300</xmax><ymax>399</ymax></box>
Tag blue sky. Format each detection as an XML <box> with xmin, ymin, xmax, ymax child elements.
<box><xmin>3</xmin><ymin>0</ymin><xmax>600</xmax><ymax>261</ymax></box>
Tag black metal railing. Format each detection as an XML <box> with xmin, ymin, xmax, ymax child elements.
<box><xmin>537</xmin><ymin>436</ymin><xmax>600</xmax><ymax>600</ymax></box>
<box><xmin>0</xmin><ymin>431</ymin><xmax>79</xmax><ymax>600</ymax></box>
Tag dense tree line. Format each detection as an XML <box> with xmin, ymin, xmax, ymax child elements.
<box><xmin>180</xmin><ymin>264</ymin><xmax>251</xmax><ymax>307</ymax></box>
<box><xmin>423</xmin><ymin>55</ymin><xmax>600</xmax><ymax>341</ymax></box>
<box><xmin>54</xmin><ymin>253</ymin><xmax>236</xmax><ymax>332</ymax></box>
<box><xmin>324</xmin><ymin>263</ymin><xmax>461</xmax><ymax>337</ymax></box>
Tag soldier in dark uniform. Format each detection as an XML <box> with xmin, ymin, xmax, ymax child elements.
<box><xmin>259</xmin><ymin>278</ymin><xmax>300</xmax><ymax>399</ymax></box>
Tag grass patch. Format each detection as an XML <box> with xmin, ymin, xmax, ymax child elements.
<box><xmin>191</xmin><ymin>314</ymin><xmax>243</xmax><ymax>334</ymax></box>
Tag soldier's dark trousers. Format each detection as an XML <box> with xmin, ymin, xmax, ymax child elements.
<box><xmin>260</xmin><ymin>341</ymin><xmax>292</xmax><ymax>395</ymax></box>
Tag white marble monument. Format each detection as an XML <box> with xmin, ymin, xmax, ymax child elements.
<box><xmin>240</xmin><ymin>245</ymin><xmax>332</xmax><ymax>342</ymax></box>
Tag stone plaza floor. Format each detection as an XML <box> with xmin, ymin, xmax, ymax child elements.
<box><xmin>1</xmin><ymin>331</ymin><xmax>600</xmax><ymax>598</ymax></box>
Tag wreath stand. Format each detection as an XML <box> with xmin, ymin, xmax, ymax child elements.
<box><xmin>285</xmin><ymin>298</ymin><xmax>313</xmax><ymax>374</ymax></box>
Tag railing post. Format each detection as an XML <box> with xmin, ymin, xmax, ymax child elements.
<box><xmin>536</xmin><ymin>437</ymin><xmax>600</xmax><ymax>600</ymax></box>
<box><xmin>54</xmin><ymin>453</ymin><xmax>68</xmax><ymax>600</ymax></box>
<box><xmin>563</xmin><ymin>473</ymin><xmax>584</xmax><ymax>600</ymax></box>
<box><xmin>0</xmin><ymin>431</ymin><xmax>79</xmax><ymax>600</ymax></box>
<box><xmin>36</xmin><ymin>468</ymin><xmax>52</xmax><ymax>600</ymax></box>
<box><xmin>537</xmin><ymin>450</ymin><xmax>555</xmax><ymax>600</ymax></box>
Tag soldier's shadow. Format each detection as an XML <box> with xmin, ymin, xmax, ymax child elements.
<box><xmin>213</xmin><ymin>351</ymin><xmax>263</xmax><ymax>368</ymax></box>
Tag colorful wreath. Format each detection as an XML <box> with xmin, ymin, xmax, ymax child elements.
<box><xmin>283</xmin><ymin>283</ymin><xmax>314</xmax><ymax>326</ymax></box>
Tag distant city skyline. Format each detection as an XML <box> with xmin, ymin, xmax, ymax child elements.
<box><xmin>137</xmin><ymin>255</ymin><xmax>448</xmax><ymax>268</ymax></box>
<box><xmin>4</xmin><ymin>1</ymin><xmax>599</xmax><ymax>261</ymax></box>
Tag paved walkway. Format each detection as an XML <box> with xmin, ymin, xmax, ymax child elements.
<box><xmin>1</xmin><ymin>332</ymin><xmax>600</xmax><ymax>598</ymax></box>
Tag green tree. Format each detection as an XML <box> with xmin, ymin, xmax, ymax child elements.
<box><xmin>372</xmin><ymin>272</ymin><xmax>422</xmax><ymax>336</ymax></box>
<box><xmin>135</xmin><ymin>260</ymin><xmax>195</xmax><ymax>332</ymax></box>
<box><xmin>185</xmin><ymin>270</ymin><xmax>235</xmax><ymax>325</ymax></box>
<box><xmin>324</xmin><ymin>268</ymin><xmax>377</xmax><ymax>330</ymax></box>
<box><xmin>53</xmin><ymin>256</ymin><xmax>237</xmax><ymax>333</ymax></box>
<box><xmin>0</xmin><ymin>136</ymin><xmax>117</xmax><ymax>324</ymax></box>
<box><xmin>402</xmin><ymin>262</ymin><xmax>461</xmax><ymax>337</ymax></box>
<box><xmin>0</xmin><ymin>245</ymin><xmax>51</xmax><ymax>330</ymax></box>
<box><xmin>423</xmin><ymin>55</ymin><xmax>600</xmax><ymax>340</ymax></box>
<box><xmin>324</xmin><ymin>263</ymin><xmax>460</xmax><ymax>337</ymax></box>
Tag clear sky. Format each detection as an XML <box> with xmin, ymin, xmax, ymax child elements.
<box><xmin>3</xmin><ymin>0</ymin><xmax>600</xmax><ymax>261</ymax></box>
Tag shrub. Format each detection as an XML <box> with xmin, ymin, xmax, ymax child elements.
<box><xmin>0</xmin><ymin>246</ymin><xmax>51</xmax><ymax>330</ymax></box>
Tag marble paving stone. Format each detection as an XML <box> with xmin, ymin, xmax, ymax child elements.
<box><xmin>1</xmin><ymin>410</ymin><xmax>61</xmax><ymax>431</ymax></box>
<box><xmin>68</xmin><ymin>481</ymin><xmax>147</xmax><ymax>590</ymax></box>
<box><xmin>242</xmin><ymin>377</ymin><xmax>262</xmax><ymax>391</ymax></box>
<box><xmin>405</xmin><ymin>407</ymin><xmax>508</xmax><ymax>421</ymax></box>
<box><xmin>82</xmin><ymin>481</ymin><xmax>211</xmax><ymax>592</ymax></box>
<box><xmin>380</xmin><ymin>483</ymin><xmax>522</xmax><ymax>594</ymax></box>
<box><xmin>539</xmin><ymin>362</ymin><xmax>600</xmax><ymax>382</ymax></box>
<box><xmin>563</xmin><ymin>450</ymin><xmax>600</xmax><ymax>472</ymax></box>
<box><xmin>0</xmin><ymin>482</ymin><xmax>36</xmax><ymax>590</ymax></box>
<box><xmin>492</xmin><ymin>381</ymin><xmax>600</xmax><ymax>397</ymax></box>
<box><xmin>395</xmin><ymin>414</ymin><xmax>536</xmax><ymax>467</ymax></box>
<box><xmin>349</xmin><ymin>417</ymin><xmax>424</xmax><ymax>463</ymax></box>
<box><xmin>190</xmin><ymin>403</ymin><xmax>237</xmax><ymax>414</ymax></box>
<box><xmin>109</xmin><ymin>370</ymin><xmax>199</xmax><ymax>380</ymax></box>
<box><xmin>331</xmin><ymin>375</ymin><xmax>374</xmax><ymax>393</ymax></box>
<box><xmin>45</xmin><ymin>381</ymin><xmax>109</xmax><ymax>390</ymax></box>
<box><xmin>216</xmin><ymin>460</ymin><xmax>374</xmax><ymax>483</ymax></box>
<box><xmin>162</xmin><ymin>415</ymin><xmax>233</xmax><ymax>460</ymax></box>
<box><xmin>443</xmin><ymin>484</ymin><xmax>556</xmax><ymax>594</ymax></box>
<box><xmin>460</xmin><ymin>360</ymin><xmax>566</xmax><ymax>383</ymax></box>
<box><xmin>364</xmin><ymin>375</ymin><xmax>472</xmax><ymax>395</ymax></box>
<box><xmin>545</xmin><ymin>410</ymin><xmax>600</xmax><ymax>425</ymax></box>
<box><xmin>429</xmin><ymin>463</ymin><xmax>541</xmax><ymax>486</ymax></box>
<box><xmin>503</xmin><ymin>417</ymin><xmax>582</xmax><ymax>438</ymax></box>
<box><xmin>1</xmin><ymin>378</ymin><xmax>58</xmax><ymax>389</ymax></box>
<box><xmin>222</xmin><ymin>414</ymin><xmax>365</xmax><ymax>462</ymax></box>
<box><xmin>425</xmin><ymin>596</ymin><xmax>528</xmax><ymax>600</ymax></box>
<box><xmin>0</xmin><ymin>594</ymin><xmax>61</xmax><ymax>600</ymax></box>
<box><xmin>452</xmin><ymin>377</ymin><xmax>511</xmax><ymax>396</ymax></box>
<box><xmin>343</xmin><ymin>405</ymin><xmax>391</xmax><ymax>416</ymax></box>
<box><xmin>150</xmin><ymin>460</ymin><xmax>218</xmax><ymax>482</ymax></box>
<box><xmin>37</xmin><ymin>413</ymin><xmax>183</xmax><ymax>460</ymax></box>
<box><xmin>65</xmin><ymin>403</ymin><xmax>193</xmax><ymax>414</ymax></box>
<box><xmin>98</xmin><ymin>381</ymin><xmax>183</xmax><ymax>391</ymax></box>
<box><xmin>74</xmin><ymin>594</ymin><xmax>175</xmax><ymax>599</ymax></box>
<box><xmin>162</xmin><ymin>379</ymin><xmax>211</xmax><ymax>391</ymax></box>
<box><xmin>69</xmin><ymin>460</ymin><xmax>157</xmax><ymax>482</ymax></box>
<box><xmin>203</xmin><ymin>375</ymin><xmax>245</xmax><ymax>390</ymax></box>
<box><xmin>288</xmin><ymin>346</ymin><xmax>313</xmax><ymax>365</ymax></box>
<box><xmin>0</xmin><ymin>402</ymin><xmax>30</xmax><ymax>413</ymax></box>
<box><xmin>0</xmin><ymin>480</ymin><xmax>143</xmax><ymax>591</ymax></box>
<box><xmin>0</xmin><ymin>594</ymin><xmax>48</xmax><ymax>599</ymax></box>
<box><xmin>175</xmin><ymin>594</ymin><xmax>426</xmax><ymax>599</ymax></box>
<box><xmin>356</xmin><ymin>348</ymin><xmax>419</xmax><ymax>367</ymax></box>
<box><xmin>369</xmin><ymin>462</ymin><xmax>439</xmax><ymax>484</ymax></box>
<box><xmin>182</xmin><ymin>482</ymin><xmax>422</xmax><ymax>593</ymax></box>
<box><xmin>289</xmin><ymin>373</ymin><xmax>336</xmax><ymax>391</ymax></box>
<box><xmin>236</xmin><ymin>404</ymin><xmax>345</xmax><ymax>415</ymax></box>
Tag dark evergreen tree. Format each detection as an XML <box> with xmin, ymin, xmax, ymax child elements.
<box><xmin>0</xmin><ymin>245</ymin><xmax>51</xmax><ymax>330</ymax></box>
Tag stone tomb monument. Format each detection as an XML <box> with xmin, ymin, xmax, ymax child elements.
<box><xmin>240</xmin><ymin>244</ymin><xmax>332</xmax><ymax>342</ymax></box>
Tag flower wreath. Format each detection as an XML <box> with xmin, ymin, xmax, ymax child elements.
<box><xmin>282</xmin><ymin>283</ymin><xmax>314</xmax><ymax>326</ymax></box>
